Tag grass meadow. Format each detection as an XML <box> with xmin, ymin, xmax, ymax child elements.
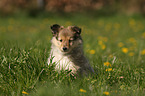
<box><xmin>0</xmin><ymin>13</ymin><xmax>145</xmax><ymax>96</ymax></box>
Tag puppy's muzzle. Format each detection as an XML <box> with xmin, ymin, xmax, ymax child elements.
<box><xmin>63</xmin><ymin>47</ymin><xmax>68</xmax><ymax>52</ymax></box>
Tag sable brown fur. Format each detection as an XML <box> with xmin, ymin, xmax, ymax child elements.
<box><xmin>48</xmin><ymin>24</ymin><xmax>94</xmax><ymax>75</ymax></box>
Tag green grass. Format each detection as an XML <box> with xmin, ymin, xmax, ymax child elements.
<box><xmin>0</xmin><ymin>13</ymin><xmax>145</xmax><ymax>96</ymax></box>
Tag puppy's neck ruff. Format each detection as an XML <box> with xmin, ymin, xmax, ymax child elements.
<box><xmin>49</xmin><ymin>44</ymin><xmax>81</xmax><ymax>73</ymax></box>
<box><xmin>48</xmin><ymin>24</ymin><xmax>94</xmax><ymax>75</ymax></box>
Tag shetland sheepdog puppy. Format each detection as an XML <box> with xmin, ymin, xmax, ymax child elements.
<box><xmin>48</xmin><ymin>24</ymin><xmax>94</xmax><ymax>75</ymax></box>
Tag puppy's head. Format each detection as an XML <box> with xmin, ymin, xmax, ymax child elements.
<box><xmin>50</xmin><ymin>24</ymin><xmax>82</xmax><ymax>53</ymax></box>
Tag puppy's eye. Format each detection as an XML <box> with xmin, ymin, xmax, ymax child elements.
<box><xmin>69</xmin><ymin>38</ymin><xmax>74</xmax><ymax>42</ymax></box>
<box><xmin>60</xmin><ymin>40</ymin><xmax>62</xmax><ymax>42</ymax></box>
<box><xmin>69</xmin><ymin>40</ymin><xmax>72</xmax><ymax>42</ymax></box>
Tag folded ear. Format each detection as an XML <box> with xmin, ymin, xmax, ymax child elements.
<box><xmin>71</xmin><ymin>26</ymin><xmax>81</xmax><ymax>35</ymax></box>
<box><xmin>50</xmin><ymin>24</ymin><xmax>60</xmax><ymax>35</ymax></box>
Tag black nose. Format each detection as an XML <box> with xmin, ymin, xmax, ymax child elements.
<box><xmin>63</xmin><ymin>47</ymin><xmax>67</xmax><ymax>51</ymax></box>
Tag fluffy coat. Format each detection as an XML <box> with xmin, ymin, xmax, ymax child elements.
<box><xmin>48</xmin><ymin>24</ymin><xmax>94</xmax><ymax>75</ymax></box>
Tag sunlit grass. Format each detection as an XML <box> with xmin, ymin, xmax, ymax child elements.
<box><xmin>0</xmin><ymin>13</ymin><xmax>145</xmax><ymax>96</ymax></box>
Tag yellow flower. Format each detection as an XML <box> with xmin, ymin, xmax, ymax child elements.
<box><xmin>118</xmin><ymin>42</ymin><xmax>124</xmax><ymax>47</ymax></box>
<box><xmin>103</xmin><ymin>37</ymin><xmax>108</xmax><ymax>42</ymax></box>
<box><xmin>98</xmin><ymin>40</ymin><xmax>106</xmax><ymax>50</ymax></box>
<box><xmin>79</xmin><ymin>89</ymin><xmax>86</xmax><ymax>93</ymax></box>
<box><xmin>129</xmin><ymin>19</ymin><xmax>136</xmax><ymax>26</ymax></box>
<box><xmin>109</xmin><ymin>54</ymin><xmax>113</xmax><ymax>58</ymax></box>
<box><xmin>103</xmin><ymin>91</ymin><xmax>109</xmax><ymax>95</ymax></box>
<box><xmin>106</xmin><ymin>68</ymin><xmax>112</xmax><ymax>71</ymax></box>
<box><xmin>22</xmin><ymin>91</ymin><xmax>29</xmax><ymax>95</ymax></box>
<box><xmin>128</xmin><ymin>38</ymin><xmax>137</xmax><ymax>46</ymax></box>
<box><xmin>86</xmin><ymin>44</ymin><xmax>90</xmax><ymax>48</ymax></box>
<box><xmin>8</xmin><ymin>25</ymin><xmax>13</xmax><ymax>31</ymax></box>
<box><xmin>142</xmin><ymin>32</ymin><xmax>145</xmax><ymax>39</ymax></box>
<box><xmin>104</xmin><ymin>62</ymin><xmax>111</xmax><ymax>67</ymax></box>
<box><xmin>98</xmin><ymin>37</ymin><xmax>108</xmax><ymax>42</ymax></box>
<box><xmin>129</xmin><ymin>46</ymin><xmax>135</xmax><ymax>51</ymax></box>
<box><xmin>101</xmin><ymin>44</ymin><xmax>106</xmax><ymax>50</ymax></box>
<box><xmin>128</xmin><ymin>52</ymin><xmax>134</xmax><ymax>56</ymax></box>
<box><xmin>122</xmin><ymin>47</ymin><xmax>128</xmax><ymax>53</ymax></box>
<box><xmin>98</xmin><ymin>40</ymin><xmax>103</xmax><ymax>45</ymax></box>
<box><xmin>141</xmin><ymin>49</ymin><xmax>145</xmax><ymax>55</ymax></box>
<box><xmin>128</xmin><ymin>38</ymin><xmax>136</xmax><ymax>43</ymax></box>
<box><xmin>89</xmin><ymin>50</ymin><xmax>95</xmax><ymax>54</ymax></box>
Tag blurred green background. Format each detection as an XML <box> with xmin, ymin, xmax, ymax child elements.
<box><xmin>0</xmin><ymin>0</ymin><xmax>145</xmax><ymax>96</ymax></box>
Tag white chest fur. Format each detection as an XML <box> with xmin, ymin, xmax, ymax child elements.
<box><xmin>48</xmin><ymin>46</ymin><xmax>80</xmax><ymax>73</ymax></box>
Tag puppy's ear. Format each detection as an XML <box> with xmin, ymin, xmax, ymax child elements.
<box><xmin>72</xmin><ymin>26</ymin><xmax>81</xmax><ymax>35</ymax></box>
<box><xmin>50</xmin><ymin>24</ymin><xmax>60</xmax><ymax>35</ymax></box>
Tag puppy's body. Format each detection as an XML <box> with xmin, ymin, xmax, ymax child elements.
<box><xmin>48</xmin><ymin>24</ymin><xmax>94</xmax><ymax>75</ymax></box>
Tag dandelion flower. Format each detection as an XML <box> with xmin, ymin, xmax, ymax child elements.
<box><xmin>79</xmin><ymin>89</ymin><xmax>86</xmax><ymax>93</ymax></box>
<box><xmin>141</xmin><ymin>49</ymin><xmax>145</xmax><ymax>55</ymax></box>
<box><xmin>129</xmin><ymin>19</ymin><xmax>135</xmax><ymax>26</ymax></box>
<box><xmin>122</xmin><ymin>47</ymin><xmax>128</xmax><ymax>53</ymax></box>
<box><xmin>103</xmin><ymin>91</ymin><xmax>109</xmax><ymax>95</ymax></box>
<box><xmin>103</xmin><ymin>37</ymin><xmax>108</xmax><ymax>42</ymax></box>
<box><xmin>109</xmin><ymin>54</ymin><xmax>113</xmax><ymax>58</ymax></box>
<box><xmin>142</xmin><ymin>32</ymin><xmax>145</xmax><ymax>38</ymax></box>
<box><xmin>128</xmin><ymin>52</ymin><xmax>134</xmax><ymax>56</ymax></box>
<box><xmin>129</xmin><ymin>46</ymin><xmax>135</xmax><ymax>51</ymax></box>
<box><xmin>86</xmin><ymin>44</ymin><xmax>90</xmax><ymax>48</ymax></box>
<box><xmin>104</xmin><ymin>62</ymin><xmax>111</xmax><ymax>67</ymax></box>
<box><xmin>22</xmin><ymin>91</ymin><xmax>29</xmax><ymax>95</ymax></box>
<box><xmin>106</xmin><ymin>68</ymin><xmax>112</xmax><ymax>71</ymax></box>
<box><xmin>8</xmin><ymin>25</ymin><xmax>13</xmax><ymax>31</ymax></box>
<box><xmin>89</xmin><ymin>50</ymin><xmax>95</xmax><ymax>54</ymax></box>
<box><xmin>101</xmin><ymin>44</ymin><xmax>106</xmax><ymax>50</ymax></box>
<box><xmin>128</xmin><ymin>38</ymin><xmax>136</xmax><ymax>43</ymax></box>
<box><xmin>118</xmin><ymin>42</ymin><xmax>124</xmax><ymax>47</ymax></box>
<box><xmin>98</xmin><ymin>40</ymin><xmax>103</xmax><ymax>45</ymax></box>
